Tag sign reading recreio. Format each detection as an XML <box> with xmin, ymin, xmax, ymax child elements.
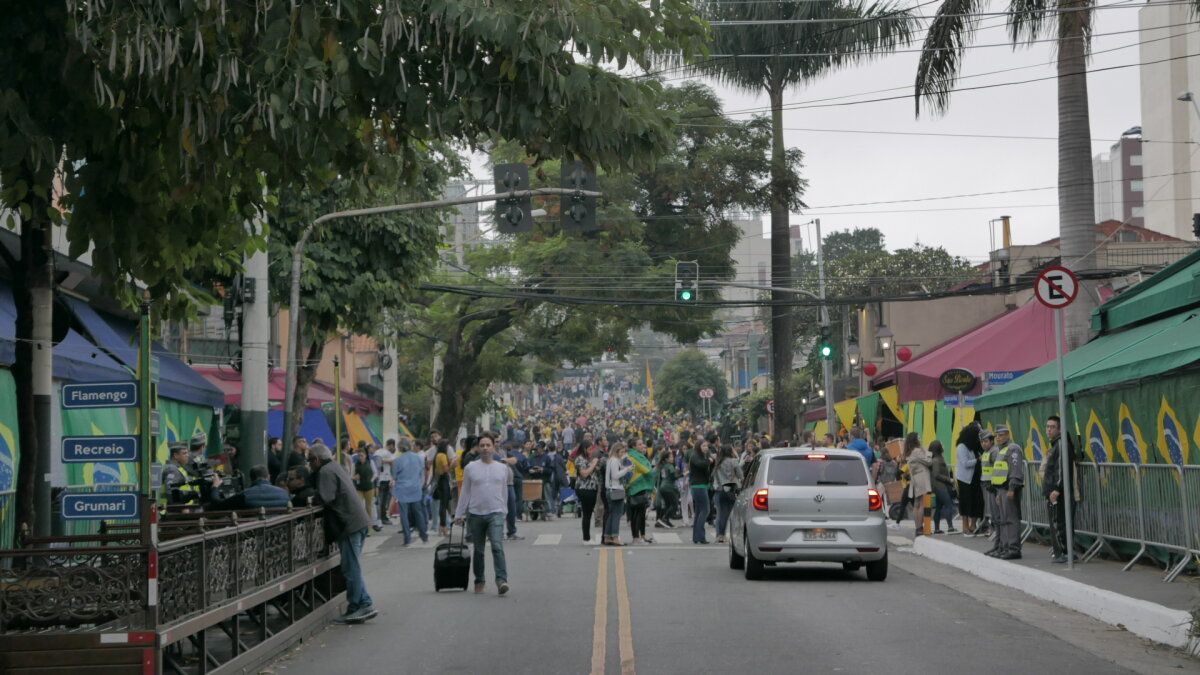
<box><xmin>61</xmin><ymin>435</ymin><xmax>139</xmax><ymax>463</ymax></box>
<box><xmin>61</xmin><ymin>492</ymin><xmax>139</xmax><ymax>520</ymax></box>
<box><xmin>61</xmin><ymin>381</ymin><xmax>139</xmax><ymax>409</ymax></box>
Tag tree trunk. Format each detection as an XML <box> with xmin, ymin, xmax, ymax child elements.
<box><xmin>768</xmin><ymin>80</ymin><xmax>796</xmax><ymax>442</ymax></box>
<box><xmin>1057</xmin><ymin>7</ymin><xmax>1097</xmax><ymax>349</ymax></box>
<box><xmin>431</xmin><ymin>307</ymin><xmax>519</xmax><ymax>439</ymax></box>
<box><xmin>279</xmin><ymin>336</ymin><xmax>324</xmax><ymax>479</ymax></box>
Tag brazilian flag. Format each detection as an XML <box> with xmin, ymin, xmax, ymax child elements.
<box><xmin>627</xmin><ymin>447</ymin><xmax>654</xmax><ymax>496</ymax></box>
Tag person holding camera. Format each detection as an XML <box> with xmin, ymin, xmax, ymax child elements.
<box><xmin>208</xmin><ymin>465</ymin><xmax>290</xmax><ymax>511</ymax></box>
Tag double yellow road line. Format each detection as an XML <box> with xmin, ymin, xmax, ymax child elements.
<box><xmin>590</xmin><ymin>548</ymin><xmax>635</xmax><ymax>675</ymax></box>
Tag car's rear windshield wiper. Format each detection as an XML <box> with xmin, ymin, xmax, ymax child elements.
<box><xmin>816</xmin><ymin>480</ymin><xmax>849</xmax><ymax>485</ymax></box>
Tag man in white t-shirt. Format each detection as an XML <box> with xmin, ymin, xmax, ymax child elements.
<box><xmin>373</xmin><ymin>440</ymin><xmax>397</xmax><ymax>527</ymax></box>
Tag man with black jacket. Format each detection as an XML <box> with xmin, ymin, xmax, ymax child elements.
<box><xmin>308</xmin><ymin>442</ymin><xmax>376</xmax><ymax>624</ymax></box>
<box><xmin>1042</xmin><ymin>416</ymin><xmax>1078</xmax><ymax>564</ymax></box>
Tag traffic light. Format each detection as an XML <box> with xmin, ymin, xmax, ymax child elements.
<box><xmin>675</xmin><ymin>261</ymin><xmax>699</xmax><ymax>303</ymax></box>
<box><xmin>818</xmin><ymin>325</ymin><xmax>835</xmax><ymax>360</ymax></box>
<box><xmin>561</xmin><ymin>161</ymin><xmax>597</xmax><ymax>230</ymax></box>
<box><xmin>494</xmin><ymin>163</ymin><xmax>532</xmax><ymax>233</ymax></box>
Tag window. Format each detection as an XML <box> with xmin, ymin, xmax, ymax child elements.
<box><xmin>1130</xmin><ymin>154</ymin><xmax>1143</xmax><ymax>166</ymax></box>
<box><xmin>1132</xmin><ymin>206</ymin><xmax>1145</xmax><ymax>218</ymax></box>
<box><xmin>766</xmin><ymin>456</ymin><xmax>868</xmax><ymax>486</ymax></box>
<box><xmin>1131</xmin><ymin>180</ymin><xmax>1144</xmax><ymax>192</ymax></box>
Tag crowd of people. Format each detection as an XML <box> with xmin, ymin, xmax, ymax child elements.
<box><xmin>178</xmin><ymin>396</ymin><xmax>1075</xmax><ymax>625</ymax></box>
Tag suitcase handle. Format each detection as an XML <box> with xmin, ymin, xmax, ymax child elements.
<box><xmin>449</xmin><ymin>519</ymin><xmax>468</xmax><ymax>546</ymax></box>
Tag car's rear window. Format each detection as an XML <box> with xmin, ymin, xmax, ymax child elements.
<box><xmin>766</xmin><ymin>456</ymin><xmax>867</xmax><ymax>486</ymax></box>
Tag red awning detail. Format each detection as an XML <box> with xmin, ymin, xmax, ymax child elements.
<box><xmin>193</xmin><ymin>367</ymin><xmax>380</xmax><ymax>412</ymax></box>
<box><xmin>870</xmin><ymin>300</ymin><xmax>1059</xmax><ymax>404</ymax></box>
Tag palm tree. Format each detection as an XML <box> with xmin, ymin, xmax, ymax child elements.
<box><xmin>686</xmin><ymin>1</ymin><xmax>918</xmax><ymax>441</ymax></box>
<box><xmin>914</xmin><ymin>0</ymin><xmax>1098</xmax><ymax>347</ymax></box>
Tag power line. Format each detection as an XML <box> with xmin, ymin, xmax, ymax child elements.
<box><xmin>682</xmin><ymin>51</ymin><xmax>1200</xmax><ymax>120</ymax></box>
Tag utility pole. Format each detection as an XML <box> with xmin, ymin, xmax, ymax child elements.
<box><xmin>239</xmin><ymin>223</ymin><xmax>270</xmax><ymax>475</ymax></box>
<box><xmin>31</xmin><ymin>224</ymin><xmax>53</xmax><ymax>537</ymax></box>
<box><xmin>382</xmin><ymin>340</ymin><xmax>399</xmax><ymax>444</ymax></box>
<box><xmin>816</xmin><ymin>219</ymin><xmax>834</xmax><ymax>436</ymax></box>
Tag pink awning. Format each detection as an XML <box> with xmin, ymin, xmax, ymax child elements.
<box><xmin>193</xmin><ymin>367</ymin><xmax>380</xmax><ymax>412</ymax></box>
<box><xmin>870</xmin><ymin>300</ymin><xmax>1059</xmax><ymax>404</ymax></box>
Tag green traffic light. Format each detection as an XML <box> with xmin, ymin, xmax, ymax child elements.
<box><xmin>820</xmin><ymin>344</ymin><xmax>833</xmax><ymax>359</ymax></box>
<box><xmin>680</xmin><ymin>290</ymin><xmax>693</xmax><ymax>301</ymax></box>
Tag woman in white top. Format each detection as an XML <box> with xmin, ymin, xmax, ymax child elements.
<box><xmin>603</xmin><ymin>442</ymin><xmax>631</xmax><ymax>546</ymax></box>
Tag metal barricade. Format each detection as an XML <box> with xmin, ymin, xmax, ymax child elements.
<box><xmin>1090</xmin><ymin>463</ymin><xmax>1145</xmax><ymax>569</ymax></box>
<box><xmin>1185</xmin><ymin>466</ymin><xmax>1200</xmax><ymax>559</ymax></box>
<box><xmin>1020</xmin><ymin>461</ymin><xmax>1049</xmax><ymax>544</ymax></box>
<box><xmin>1072</xmin><ymin>462</ymin><xmax>1109</xmax><ymax>561</ymax></box>
<box><xmin>1137</xmin><ymin>464</ymin><xmax>1192</xmax><ymax>581</ymax></box>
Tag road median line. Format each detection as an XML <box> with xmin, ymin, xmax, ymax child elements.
<box><xmin>614</xmin><ymin>550</ymin><xmax>636</xmax><ymax>675</ymax></box>
<box><xmin>591</xmin><ymin>548</ymin><xmax>608</xmax><ymax>675</ymax></box>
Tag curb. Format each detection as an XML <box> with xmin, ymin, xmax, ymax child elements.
<box><xmin>911</xmin><ymin>535</ymin><xmax>1199</xmax><ymax>656</ymax></box>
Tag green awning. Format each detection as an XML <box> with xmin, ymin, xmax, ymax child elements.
<box><xmin>1091</xmin><ymin>248</ymin><xmax>1200</xmax><ymax>333</ymax></box>
<box><xmin>976</xmin><ymin>311</ymin><xmax>1200</xmax><ymax>411</ymax></box>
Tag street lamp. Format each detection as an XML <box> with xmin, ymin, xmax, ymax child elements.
<box><xmin>847</xmin><ymin>343</ymin><xmax>860</xmax><ymax>367</ymax></box>
<box><xmin>876</xmin><ymin>327</ymin><xmax>894</xmax><ymax>353</ymax></box>
<box><xmin>1178</xmin><ymin>92</ymin><xmax>1200</xmax><ymax>123</ymax></box>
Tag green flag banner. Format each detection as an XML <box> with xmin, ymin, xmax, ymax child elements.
<box><xmin>627</xmin><ymin>448</ymin><xmax>654</xmax><ymax>496</ymax></box>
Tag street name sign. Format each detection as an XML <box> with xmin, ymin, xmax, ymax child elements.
<box><xmin>61</xmin><ymin>492</ymin><xmax>139</xmax><ymax>520</ymax></box>
<box><xmin>1034</xmin><ymin>265</ymin><xmax>1079</xmax><ymax>309</ymax></box>
<box><xmin>61</xmin><ymin>381</ymin><xmax>139</xmax><ymax>409</ymax></box>
<box><xmin>943</xmin><ymin>395</ymin><xmax>977</xmax><ymax>406</ymax></box>
<box><xmin>62</xmin><ymin>435</ymin><xmax>139</xmax><ymax>463</ymax></box>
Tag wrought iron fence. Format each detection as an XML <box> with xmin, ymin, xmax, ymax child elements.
<box><xmin>1021</xmin><ymin>460</ymin><xmax>1200</xmax><ymax>582</ymax></box>
<box><xmin>0</xmin><ymin>504</ymin><xmax>337</xmax><ymax>633</ymax></box>
<box><xmin>156</xmin><ymin>506</ymin><xmax>331</xmax><ymax>627</ymax></box>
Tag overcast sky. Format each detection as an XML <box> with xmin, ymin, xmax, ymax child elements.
<box><xmin>695</xmin><ymin>3</ymin><xmax>1149</xmax><ymax>263</ymax></box>
<box><xmin>469</xmin><ymin>3</ymin><xmax>1159</xmax><ymax>263</ymax></box>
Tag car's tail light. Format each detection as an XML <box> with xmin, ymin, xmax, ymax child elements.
<box><xmin>868</xmin><ymin>488</ymin><xmax>883</xmax><ymax>511</ymax></box>
<box><xmin>753</xmin><ymin>488</ymin><xmax>769</xmax><ymax>511</ymax></box>
<box><xmin>806</xmin><ymin>454</ymin><xmax>827</xmax><ymax>460</ymax></box>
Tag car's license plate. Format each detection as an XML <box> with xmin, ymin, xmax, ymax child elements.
<box><xmin>802</xmin><ymin>529</ymin><xmax>837</xmax><ymax>541</ymax></box>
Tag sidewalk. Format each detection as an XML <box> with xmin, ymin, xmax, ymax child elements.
<box><xmin>888</xmin><ymin>520</ymin><xmax>1200</xmax><ymax>655</ymax></box>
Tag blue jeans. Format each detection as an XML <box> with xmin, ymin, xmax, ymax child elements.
<box><xmin>506</xmin><ymin>486</ymin><xmax>518</xmax><ymax>536</ymax></box>
<box><xmin>715</xmin><ymin>489</ymin><xmax>735</xmax><ymax>537</ymax></box>
<box><xmin>691</xmin><ymin>487</ymin><xmax>711</xmax><ymax>543</ymax></box>
<box><xmin>604</xmin><ymin>495</ymin><xmax>625</xmax><ymax>538</ymax></box>
<box><xmin>338</xmin><ymin>527</ymin><xmax>372</xmax><ymax>612</ymax></box>
<box><xmin>467</xmin><ymin>512</ymin><xmax>507</xmax><ymax>584</ymax></box>
<box><xmin>399</xmin><ymin>500</ymin><xmax>428</xmax><ymax>544</ymax></box>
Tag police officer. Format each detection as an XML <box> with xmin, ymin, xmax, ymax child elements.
<box><xmin>978</xmin><ymin>428</ymin><xmax>997</xmax><ymax>538</ymax></box>
<box><xmin>162</xmin><ymin>442</ymin><xmax>200</xmax><ymax>505</ymax></box>
<box><xmin>990</xmin><ymin>425</ymin><xmax>1025</xmax><ymax>559</ymax></box>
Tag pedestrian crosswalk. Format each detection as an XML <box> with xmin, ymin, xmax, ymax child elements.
<box><xmin>365</xmin><ymin>527</ymin><xmax>706</xmax><ymax>554</ymax></box>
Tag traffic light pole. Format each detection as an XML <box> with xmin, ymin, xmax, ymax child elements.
<box><xmin>282</xmin><ymin>187</ymin><xmax>601</xmax><ymax>460</ymax></box>
<box><xmin>816</xmin><ymin>219</ymin><xmax>834</xmax><ymax>436</ymax></box>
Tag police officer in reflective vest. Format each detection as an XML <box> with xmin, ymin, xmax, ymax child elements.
<box><xmin>162</xmin><ymin>442</ymin><xmax>200</xmax><ymax>505</ymax></box>
<box><xmin>989</xmin><ymin>425</ymin><xmax>1025</xmax><ymax>559</ymax></box>
<box><xmin>977</xmin><ymin>428</ymin><xmax>996</xmax><ymax>537</ymax></box>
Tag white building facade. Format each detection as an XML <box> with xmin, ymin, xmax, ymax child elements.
<box><xmin>1138</xmin><ymin>0</ymin><xmax>1200</xmax><ymax>240</ymax></box>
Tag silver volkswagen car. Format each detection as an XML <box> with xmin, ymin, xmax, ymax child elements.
<box><xmin>729</xmin><ymin>447</ymin><xmax>888</xmax><ymax>581</ymax></box>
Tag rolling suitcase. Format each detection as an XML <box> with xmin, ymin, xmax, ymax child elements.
<box><xmin>434</xmin><ymin>523</ymin><xmax>471</xmax><ymax>591</ymax></box>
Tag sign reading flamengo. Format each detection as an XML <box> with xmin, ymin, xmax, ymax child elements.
<box><xmin>61</xmin><ymin>381</ymin><xmax>139</xmax><ymax>409</ymax></box>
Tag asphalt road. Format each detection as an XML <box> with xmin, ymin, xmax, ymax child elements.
<box><xmin>265</xmin><ymin>514</ymin><xmax>1197</xmax><ymax>675</ymax></box>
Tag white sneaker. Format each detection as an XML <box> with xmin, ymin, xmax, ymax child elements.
<box><xmin>887</xmin><ymin>523</ymin><xmax>900</xmax><ymax>530</ymax></box>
